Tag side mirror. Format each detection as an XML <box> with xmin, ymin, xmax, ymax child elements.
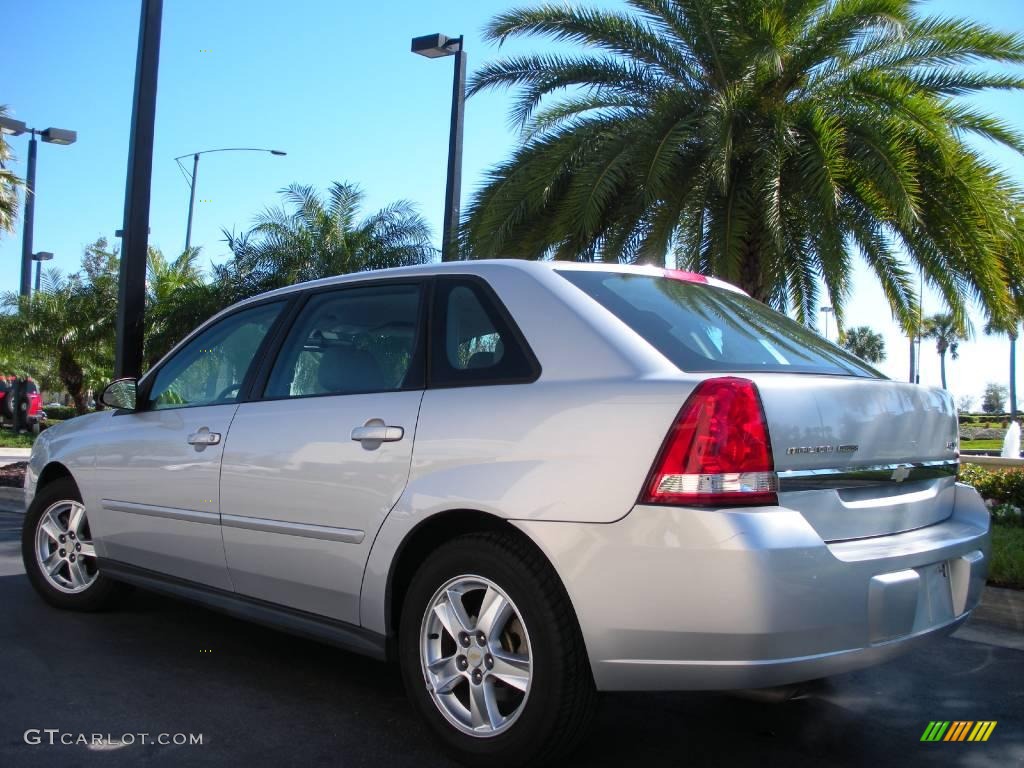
<box><xmin>100</xmin><ymin>378</ymin><xmax>138</xmax><ymax>411</ymax></box>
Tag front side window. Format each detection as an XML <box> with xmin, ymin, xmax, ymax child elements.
<box><xmin>147</xmin><ymin>301</ymin><xmax>284</xmax><ymax>410</ymax></box>
<box><xmin>558</xmin><ymin>271</ymin><xmax>880</xmax><ymax>378</ymax></box>
<box><xmin>264</xmin><ymin>283</ymin><xmax>423</xmax><ymax>398</ymax></box>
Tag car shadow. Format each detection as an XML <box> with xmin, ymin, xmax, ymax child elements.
<box><xmin>0</xmin><ymin>574</ymin><xmax>1020</xmax><ymax>768</ymax></box>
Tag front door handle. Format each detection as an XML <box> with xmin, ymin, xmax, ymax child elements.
<box><xmin>351</xmin><ymin>425</ymin><xmax>404</xmax><ymax>443</ymax></box>
<box><xmin>187</xmin><ymin>428</ymin><xmax>222</xmax><ymax>446</ymax></box>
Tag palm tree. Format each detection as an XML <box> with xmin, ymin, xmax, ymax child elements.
<box><xmin>922</xmin><ymin>313</ymin><xmax>967</xmax><ymax>390</ymax></box>
<box><xmin>224</xmin><ymin>182</ymin><xmax>435</xmax><ymax>297</ymax></box>
<box><xmin>985</xmin><ymin>317</ymin><xmax>1019</xmax><ymax>416</ymax></box>
<box><xmin>841</xmin><ymin>326</ymin><xmax>886</xmax><ymax>363</ymax></box>
<box><xmin>0</xmin><ymin>270</ymin><xmax>115</xmax><ymax>414</ymax></box>
<box><xmin>144</xmin><ymin>247</ymin><xmax>217</xmax><ymax>367</ymax></box>
<box><xmin>465</xmin><ymin>0</ymin><xmax>1024</xmax><ymax>330</ymax></box>
<box><xmin>0</xmin><ymin>105</ymin><xmax>23</xmax><ymax>234</ymax></box>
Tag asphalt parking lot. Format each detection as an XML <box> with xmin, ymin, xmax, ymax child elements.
<box><xmin>0</xmin><ymin>504</ymin><xmax>1021</xmax><ymax>768</ymax></box>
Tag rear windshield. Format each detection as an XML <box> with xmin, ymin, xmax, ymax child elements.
<box><xmin>558</xmin><ymin>271</ymin><xmax>880</xmax><ymax>378</ymax></box>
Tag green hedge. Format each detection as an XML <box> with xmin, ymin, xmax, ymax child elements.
<box><xmin>959</xmin><ymin>465</ymin><xmax>1024</xmax><ymax>525</ymax></box>
<box><xmin>43</xmin><ymin>406</ymin><xmax>79</xmax><ymax>421</ymax></box>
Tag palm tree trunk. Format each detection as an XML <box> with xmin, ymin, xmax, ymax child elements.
<box><xmin>738</xmin><ymin>231</ymin><xmax>768</xmax><ymax>304</ymax></box>
<box><xmin>939</xmin><ymin>351</ymin><xmax>947</xmax><ymax>390</ymax></box>
<box><xmin>1011</xmin><ymin>333</ymin><xmax>1017</xmax><ymax>417</ymax></box>
<box><xmin>58</xmin><ymin>349</ymin><xmax>88</xmax><ymax>416</ymax></box>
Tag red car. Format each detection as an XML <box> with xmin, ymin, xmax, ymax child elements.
<box><xmin>0</xmin><ymin>376</ymin><xmax>44</xmax><ymax>433</ymax></box>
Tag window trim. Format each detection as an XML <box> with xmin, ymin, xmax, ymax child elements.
<box><xmin>136</xmin><ymin>295</ymin><xmax>294</xmax><ymax>413</ymax></box>
<box><xmin>427</xmin><ymin>275</ymin><xmax>541</xmax><ymax>389</ymax></box>
<box><xmin>250</xmin><ymin>278</ymin><xmax>431</xmax><ymax>403</ymax></box>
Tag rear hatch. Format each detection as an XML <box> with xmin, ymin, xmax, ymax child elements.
<box><xmin>556</xmin><ymin>266</ymin><xmax>959</xmax><ymax>542</ymax></box>
<box><xmin>752</xmin><ymin>374</ymin><xmax>958</xmax><ymax>541</ymax></box>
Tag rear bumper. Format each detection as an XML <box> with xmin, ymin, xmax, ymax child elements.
<box><xmin>514</xmin><ymin>483</ymin><xmax>990</xmax><ymax>691</ymax></box>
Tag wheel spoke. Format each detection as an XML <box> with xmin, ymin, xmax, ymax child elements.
<box><xmin>433</xmin><ymin>589</ymin><xmax>473</xmax><ymax>640</ymax></box>
<box><xmin>490</xmin><ymin>648</ymin><xmax>530</xmax><ymax>692</ymax></box>
<box><xmin>77</xmin><ymin>542</ymin><xmax>96</xmax><ymax>558</ymax></box>
<box><xmin>475</xmin><ymin>586</ymin><xmax>511</xmax><ymax>637</ymax></box>
<box><xmin>67</xmin><ymin>558</ymin><xmax>87</xmax><ymax>588</ymax></box>
<box><xmin>469</xmin><ymin>679</ymin><xmax>503</xmax><ymax>730</ymax></box>
<box><xmin>427</xmin><ymin>655</ymin><xmax>464</xmax><ymax>695</ymax></box>
<box><xmin>40</xmin><ymin>514</ymin><xmax>63</xmax><ymax>544</ymax></box>
<box><xmin>67</xmin><ymin>504</ymin><xmax>85</xmax><ymax>537</ymax></box>
<box><xmin>43</xmin><ymin>551</ymin><xmax>64</xmax><ymax>578</ymax></box>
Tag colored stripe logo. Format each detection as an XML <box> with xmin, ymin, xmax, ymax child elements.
<box><xmin>921</xmin><ymin>721</ymin><xmax>997</xmax><ymax>742</ymax></box>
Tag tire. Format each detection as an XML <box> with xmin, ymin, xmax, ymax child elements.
<box><xmin>22</xmin><ymin>476</ymin><xmax>127</xmax><ymax>611</ymax></box>
<box><xmin>399</xmin><ymin>532</ymin><xmax>596</xmax><ymax>767</ymax></box>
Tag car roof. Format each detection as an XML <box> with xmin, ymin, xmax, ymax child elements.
<box><xmin>232</xmin><ymin>259</ymin><xmax>744</xmax><ymax>309</ymax></box>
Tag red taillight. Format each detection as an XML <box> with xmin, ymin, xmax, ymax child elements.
<box><xmin>642</xmin><ymin>377</ymin><xmax>778</xmax><ymax>506</ymax></box>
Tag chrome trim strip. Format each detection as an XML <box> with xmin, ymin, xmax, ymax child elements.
<box><xmin>221</xmin><ymin>513</ymin><xmax>365</xmax><ymax>544</ymax></box>
<box><xmin>102</xmin><ymin>499</ymin><xmax>219</xmax><ymax>525</ymax></box>
<box><xmin>777</xmin><ymin>460</ymin><xmax>958</xmax><ymax>492</ymax></box>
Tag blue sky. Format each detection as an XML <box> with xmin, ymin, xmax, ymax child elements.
<box><xmin>3</xmin><ymin>0</ymin><xmax>1024</xmax><ymax>405</ymax></box>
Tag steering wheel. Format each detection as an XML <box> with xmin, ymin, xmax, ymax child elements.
<box><xmin>213</xmin><ymin>384</ymin><xmax>241</xmax><ymax>402</ymax></box>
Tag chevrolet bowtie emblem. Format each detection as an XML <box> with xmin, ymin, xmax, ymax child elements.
<box><xmin>891</xmin><ymin>466</ymin><xmax>912</xmax><ymax>483</ymax></box>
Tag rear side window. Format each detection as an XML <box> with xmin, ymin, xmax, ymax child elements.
<box><xmin>558</xmin><ymin>271</ymin><xmax>879</xmax><ymax>378</ymax></box>
<box><xmin>430</xmin><ymin>278</ymin><xmax>539</xmax><ymax>387</ymax></box>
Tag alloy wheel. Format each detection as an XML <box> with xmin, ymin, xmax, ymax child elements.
<box><xmin>420</xmin><ymin>574</ymin><xmax>533</xmax><ymax>737</ymax></box>
<box><xmin>34</xmin><ymin>500</ymin><xmax>98</xmax><ymax>594</ymax></box>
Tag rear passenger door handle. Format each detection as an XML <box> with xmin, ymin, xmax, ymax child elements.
<box><xmin>351</xmin><ymin>425</ymin><xmax>404</xmax><ymax>443</ymax></box>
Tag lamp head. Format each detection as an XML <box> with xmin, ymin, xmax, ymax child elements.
<box><xmin>41</xmin><ymin>127</ymin><xmax>76</xmax><ymax>145</ymax></box>
<box><xmin>411</xmin><ymin>33</ymin><xmax>461</xmax><ymax>58</ymax></box>
<box><xmin>0</xmin><ymin>117</ymin><xmax>27</xmax><ymax>136</ymax></box>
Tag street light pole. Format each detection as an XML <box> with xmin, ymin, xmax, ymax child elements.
<box><xmin>412</xmin><ymin>33</ymin><xmax>467</xmax><ymax>262</ymax></box>
<box><xmin>819</xmin><ymin>305</ymin><xmax>833</xmax><ymax>340</ymax></box>
<box><xmin>32</xmin><ymin>251</ymin><xmax>53</xmax><ymax>292</ymax></box>
<box><xmin>443</xmin><ymin>37</ymin><xmax>466</xmax><ymax>262</ymax></box>
<box><xmin>115</xmin><ymin>0</ymin><xmax>163</xmax><ymax>380</ymax></box>
<box><xmin>176</xmin><ymin>148</ymin><xmax>285</xmax><ymax>253</ymax></box>
<box><xmin>0</xmin><ymin>117</ymin><xmax>77</xmax><ymax>297</ymax></box>
<box><xmin>20</xmin><ymin>132</ymin><xmax>37</xmax><ymax>297</ymax></box>
<box><xmin>184</xmin><ymin>152</ymin><xmax>199</xmax><ymax>252</ymax></box>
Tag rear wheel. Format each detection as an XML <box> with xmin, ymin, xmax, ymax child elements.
<box><xmin>399</xmin><ymin>532</ymin><xmax>595</xmax><ymax>767</ymax></box>
<box><xmin>22</xmin><ymin>476</ymin><xmax>126</xmax><ymax>611</ymax></box>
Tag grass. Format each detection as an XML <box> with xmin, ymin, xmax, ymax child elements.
<box><xmin>961</xmin><ymin>439</ymin><xmax>1009</xmax><ymax>451</ymax></box>
<box><xmin>989</xmin><ymin>525</ymin><xmax>1024</xmax><ymax>590</ymax></box>
<box><xmin>0</xmin><ymin>430</ymin><xmax>35</xmax><ymax>448</ymax></box>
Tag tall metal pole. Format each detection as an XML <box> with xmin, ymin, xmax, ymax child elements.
<box><xmin>908</xmin><ymin>337</ymin><xmax>916</xmax><ymax>383</ymax></box>
<box><xmin>19</xmin><ymin>132</ymin><xmax>37</xmax><ymax>297</ymax></box>
<box><xmin>441</xmin><ymin>37</ymin><xmax>466</xmax><ymax>262</ymax></box>
<box><xmin>34</xmin><ymin>260</ymin><xmax>42</xmax><ymax>292</ymax></box>
<box><xmin>184</xmin><ymin>152</ymin><xmax>199</xmax><ymax>252</ymax></box>
<box><xmin>115</xmin><ymin>0</ymin><xmax>163</xmax><ymax>379</ymax></box>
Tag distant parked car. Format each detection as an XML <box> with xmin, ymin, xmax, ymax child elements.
<box><xmin>0</xmin><ymin>376</ymin><xmax>43</xmax><ymax>433</ymax></box>
<box><xmin>21</xmin><ymin>261</ymin><xmax>990</xmax><ymax>766</ymax></box>
<box><xmin>21</xmin><ymin>379</ymin><xmax>43</xmax><ymax>433</ymax></box>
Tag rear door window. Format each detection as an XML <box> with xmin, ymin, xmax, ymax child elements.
<box><xmin>264</xmin><ymin>283</ymin><xmax>424</xmax><ymax>398</ymax></box>
<box><xmin>558</xmin><ymin>271</ymin><xmax>880</xmax><ymax>378</ymax></box>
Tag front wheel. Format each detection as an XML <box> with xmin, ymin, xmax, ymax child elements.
<box><xmin>22</xmin><ymin>476</ymin><xmax>126</xmax><ymax>611</ymax></box>
<box><xmin>399</xmin><ymin>532</ymin><xmax>596</xmax><ymax>767</ymax></box>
